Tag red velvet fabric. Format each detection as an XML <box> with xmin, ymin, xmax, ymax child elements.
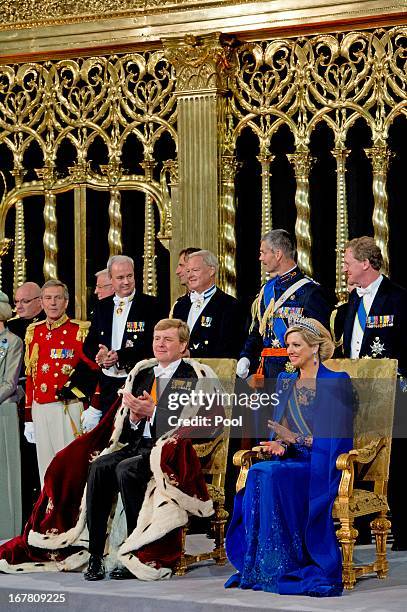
<box><xmin>0</xmin><ymin>400</ymin><xmax>209</xmax><ymax>571</ymax></box>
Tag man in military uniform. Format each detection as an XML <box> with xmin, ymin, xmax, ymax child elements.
<box><xmin>342</xmin><ymin>236</ymin><xmax>407</xmax><ymax>550</ymax></box>
<box><xmin>24</xmin><ymin>280</ymin><xmax>98</xmax><ymax>485</ymax></box>
<box><xmin>237</xmin><ymin>229</ymin><xmax>332</xmax><ymax>382</ymax></box>
<box><xmin>7</xmin><ymin>282</ymin><xmax>44</xmax><ymax>526</ymax></box>
<box><xmin>83</xmin><ymin>255</ymin><xmax>160</xmax><ymax>421</ymax></box>
<box><xmin>171</xmin><ymin>249</ymin><xmax>245</xmax><ymax>358</ymax></box>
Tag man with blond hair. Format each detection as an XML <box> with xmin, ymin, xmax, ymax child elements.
<box><xmin>171</xmin><ymin>249</ymin><xmax>245</xmax><ymax>358</ymax></box>
<box><xmin>84</xmin><ymin>318</ymin><xmax>199</xmax><ymax>581</ymax></box>
<box><xmin>342</xmin><ymin>236</ymin><xmax>407</xmax><ymax>550</ymax></box>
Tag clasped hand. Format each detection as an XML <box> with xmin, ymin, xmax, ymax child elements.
<box><xmin>122</xmin><ymin>390</ymin><xmax>155</xmax><ymax>423</ymax></box>
<box><xmin>96</xmin><ymin>344</ymin><xmax>118</xmax><ymax>368</ymax></box>
<box><xmin>267</xmin><ymin>420</ymin><xmax>297</xmax><ymax>444</ymax></box>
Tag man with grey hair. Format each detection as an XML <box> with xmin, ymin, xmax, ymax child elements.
<box><xmin>94</xmin><ymin>269</ymin><xmax>114</xmax><ymax>301</ymax></box>
<box><xmin>171</xmin><ymin>249</ymin><xmax>245</xmax><ymax>358</ymax></box>
<box><xmin>237</xmin><ymin>229</ymin><xmax>331</xmax><ymax>381</ymax></box>
<box><xmin>23</xmin><ymin>279</ymin><xmax>98</xmax><ymax>484</ymax></box>
<box><xmin>84</xmin><ymin>255</ymin><xmax>160</xmax><ymax>418</ymax></box>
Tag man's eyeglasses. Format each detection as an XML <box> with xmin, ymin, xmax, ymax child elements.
<box><xmin>15</xmin><ymin>297</ymin><xmax>40</xmax><ymax>305</ymax></box>
<box><xmin>96</xmin><ymin>284</ymin><xmax>113</xmax><ymax>290</ymax></box>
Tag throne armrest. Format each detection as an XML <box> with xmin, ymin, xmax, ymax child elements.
<box><xmin>233</xmin><ymin>449</ymin><xmax>263</xmax><ymax>493</ymax></box>
<box><xmin>336</xmin><ymin>437</ymin><xmax>386</xmax><ymax>499</ymax></box>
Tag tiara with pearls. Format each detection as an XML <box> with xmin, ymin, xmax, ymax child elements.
<box><xmin>287</xmin><ymin>315</ymin><xmax>320</xmax><ymax>336</ymax></box>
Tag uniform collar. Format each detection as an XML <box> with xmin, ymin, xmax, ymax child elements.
<box><xmin>46</xmin><ymin>313</ymin><xmax>68</xmax><ymax>330</ymax></box>
<box><xmin>277</xmin><ymin>265</ymin><xmax>299</xmax><ymax>285</ymax></box>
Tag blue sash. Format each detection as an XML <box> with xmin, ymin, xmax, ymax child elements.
<box><xmin>287</xmin><ymin>388</ymin><xmax>312</xmax><ymax>436</ymax></box>
<box><xmin>357</xmin><ymin>297</ymin><xmax>367</xmax><ymax>332</ymax></box>
<box><xmin>263</xmin><ymin>278</ymin><xmax>288</xmax><ymax>347</ymax></box>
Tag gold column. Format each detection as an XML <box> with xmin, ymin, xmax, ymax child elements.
<box><xmin>108</xmin><ymin>188</ymin><xmax>123</xmax><ymax>256</ymax></box>
<box><xmin>163</xmin><ymin>33</ymin><xmax>234</xmax><ymax>296</ymax></box>
<box><xmin>11</xmin><ymin>166</ymin><xmax>27</xmax><ymax>294</ymax></box>
<box><xmin>287</xmin><ymin>150</ymin><xmax>314</xmax><ymax>277</ymax></box>
<box><xmin>101</xmin><ymin>161</ymin><xmax>123</xmax><ymax>259</ymax></box>
<box><xmin>332</xmin><ymin>148</ymin><xmax>350</xmax><ymax>303</ymax></box>
<box><xmin>69</xmin><ymin>162</ymin><xmax>90</xmax><ymax>320</ymax></box>
<box><xmin>163</xmin><ymin>160</ymin><xmax>182</xmax><ymax>306</ymax></box>
<box><xmin>74</xmin><ymin>185</ymin><xmax>87</xmax><ymax>319</ymax></box>
<box><xmin>141</xmin><ymin>160</ymin><xmax>157</xmax><ymax>297</ymax></box>
<box><xmin>43</xmin><ymin>192</ymin><xmax>58</xmax><ymax>280</ymax></box>
<box><xmin>219</xmin><ymin>154</ymin><xmax>239</xmax><ymax>297</ymax></box>
<box><xmin>257</xmin><ymin>149</ymin><xmax>275</xmax><ymax>285</ymax></box>
<box><xmin>365</xmin><ymin>146</ymin><xmax>392</xmax><ymax>275</ymax></box>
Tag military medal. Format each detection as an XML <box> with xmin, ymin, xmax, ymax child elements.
<box><xmin>41</xmin><ymin>363</ymin><xmax>50</xmax><ymax>373</ymax></box>
<box><xmin>40</xmin><ymin>383</ymin><xmax>48</xmax><ymax>392</ymax></box>
<box><xmin>46</xmin><ymin>331</ymin><xmax>52</xmax><ymax>340</ymax></box>
<box><xmin>116</xmin><ymin>300</ymin><xmax>125</xmax><ymax>315</ymax></box>
<box><xmin>370</xmin><ymin>337</ymin><xmax>385</xmax><ymax>357</ymax></box>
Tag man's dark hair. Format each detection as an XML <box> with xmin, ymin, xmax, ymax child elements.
<box><xmin>179</xmin><ymin>247</ymin><xmax>201</xmax><ymax>258</ymax></box>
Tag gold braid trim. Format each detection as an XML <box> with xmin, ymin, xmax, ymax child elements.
<box><xmin>330</xmin><ymin>308</ymin><xmax>343</xmax><ymax>348</ymax></box>
<box><xmin>24</xmin><ymin>321</ymin><xmax>42</xmax><ymax>376</ymax></box>
<box><xmin>71</xmin><ymin>319</ymin><xmax>90</xmax><ymax>342</ymax></box>
<box><xmin>25</xmin><ymin>342</ymin><xmax>39</xmax><ymax>379</ymax></box>
<box><xmin>249</xmin><ymin>292</ymin><xmax>261</xmax><ymax>334</ymax></box>
<box><xmin>258</xmin><ymin>284</ymin><xmax>276</xmax><ymax>338</ymax></box>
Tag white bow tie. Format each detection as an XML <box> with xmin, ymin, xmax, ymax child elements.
<box><xmin>190</xmin><ymin>292</ymin><xmax>205</xmax><ymax>305</ymax></box>
<box><xmin>356</xmin><ymin>287</ymin><xmax>372</xmax><ymax>298</ymax></box>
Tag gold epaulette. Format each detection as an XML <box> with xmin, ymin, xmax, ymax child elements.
<box><xmin>71</xmin><ymin>319</ymin><xmax>91</xmax><ymax>342</ymax></box>
<box><xmin>24</xmin><ymin>319</ymin><xmax>44</xmax><ymax>346</ymax></box>
<box><xmin>248</xmin><ymin>289</ymin><xmax>262</xmax><ymax>334</ymax></box>
<box><xmin>7</xmin><ymin>314</ymin><xmax>19</xmax><ymax>322</ymax></box>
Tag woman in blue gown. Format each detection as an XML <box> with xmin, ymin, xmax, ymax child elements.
<box><xmin>225</xmin><ymin>317</ymin><xmax>353</xmax><ymax>597</ymax></box>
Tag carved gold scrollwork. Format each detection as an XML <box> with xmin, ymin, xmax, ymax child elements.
<box><xmin>163</xmin><ymin>33</ymin><xmax>233</xmax><ymax>92</ymax></box>
<box><xmin>0</xmin><ymin>51</ymin><xmax>176</xmax><ymax>304</ymax></box>
<box><xmin>365</xmin><ymin>146</ymin><xmax>392</xmax><ymax>275</ymax></box>
<box><xmin>287</xmin><ymin>151</ymin><xmax>314</xmax><ymax>277</ymax></box>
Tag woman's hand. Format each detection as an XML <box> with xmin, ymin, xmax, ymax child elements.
<box><xmin>267</xmin><ymin>420</ymin><xmax>297</xmax><ymax>444</ymax></box>
<box><xmin>259</xmin><ymin>440</ymin><xmax>286</xmax><ymax>456</ymax></box>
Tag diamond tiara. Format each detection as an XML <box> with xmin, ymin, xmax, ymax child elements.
<box><xmin>287</xmin><ymin>315</ymin><xmax>320</xmax><ymax>336</ymax></box>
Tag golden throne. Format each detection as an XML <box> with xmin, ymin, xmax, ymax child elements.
<box><xmin>233</xmin><ymin>358</ymin><xmax>398</xmax><ymax>590</ymax></box>
<box><xmin>175</xmin><ymin>358</ymin><xmax>236</xmax><ymax>575</ymax></box>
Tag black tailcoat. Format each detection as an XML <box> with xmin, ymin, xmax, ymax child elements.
<box><xmin>172</xmin><ymin>288</ymin><xmax>245</xmax><ymax>359</ymax></box>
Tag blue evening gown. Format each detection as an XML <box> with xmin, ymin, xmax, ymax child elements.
<box><xmin>225</xmin><ymin>365</ymin><xmax>353</xmax><ymax>597</ymax></box>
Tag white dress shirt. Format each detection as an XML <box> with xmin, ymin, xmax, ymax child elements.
<box><xmin>130</xmin><ymin>358</ymin><xmax>182</xmax><ymax>438</ymax></box>
<box><xmin>103</xmin><ymin>290</ymin><xmax>135</xmax><ymax>378</ymax></box>
<box><xmin>350</xmin><ymin>275</ymin><xmax>383</xmax><ymax>358</ymax></box>
<box><xmin>187</xmin><ymin>285</ymin><xmax>217</xmax><ymax>331</ymax></box>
